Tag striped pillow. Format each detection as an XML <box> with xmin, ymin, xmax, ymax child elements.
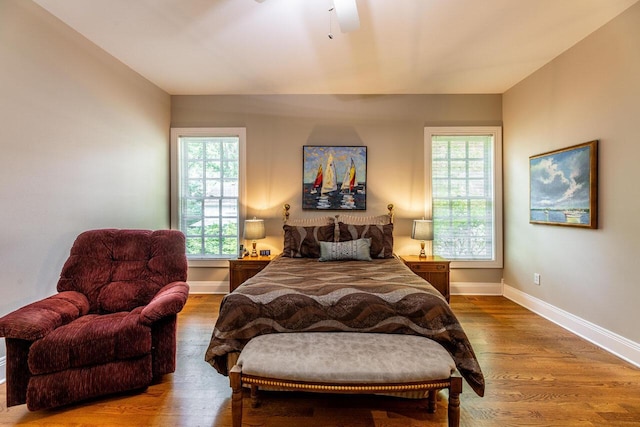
<box><xmin>318</xmin><ymin>238</ymin><xmax>372</xmax><ymax>262</ymax></box>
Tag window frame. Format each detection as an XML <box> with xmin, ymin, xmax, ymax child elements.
<box><xmin>424</xmin><ymin>126</ymin><xmax>503</xmax><ymax>269</ymax></box>
<box><xmin>170</xmin><ymin>127</ymin><xmax>247</xmax><ymax>268</ymax></box>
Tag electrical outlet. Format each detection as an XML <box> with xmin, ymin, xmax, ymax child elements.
<box><xmin>534</xmin><ymin>273</ymin><xmax>541</xmax><ymax>285</ymax></box>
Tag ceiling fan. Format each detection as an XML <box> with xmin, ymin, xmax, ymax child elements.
<box><xmin>255</xmin><ymin>0</ymin><xmax>360</xmax><ymax>34</ymax></box>
<box><xmin>332</xmin><ymin>0</ymin><xmax>360</xmax><ymax>33</ymax></box>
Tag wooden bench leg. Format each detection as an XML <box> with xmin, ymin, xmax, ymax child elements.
<box><xmin>230</xmin><ymin>366</ymin><xmax>243</xmax><ymax>427</ymax></box>
<box><xmin>427</xmin><ymin>389</ymin><xmax>437</xmax><ymax>413</ymax></box>
<box><xmin>250</xmin><ymin>384</ymin><xmax>261</xmax><ymax>408</ymax></box>
<box><xmin>447</xmin><ymin>377</ymin><xmax>463</xmax><ymax>427</ymax></box>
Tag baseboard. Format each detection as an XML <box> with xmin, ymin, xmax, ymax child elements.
<box><xmin>188</xmin><ymin>281</ymin><xmax>228</xmax><ymax>294</ymax></box>
<box><xmin>451</xmin><ymin>281</ymin><xmax>503</xmax><ymax>296</ymax></box>
<box><xmin>0</xmin><ymin>356</ymin><xmax>6</xmax><ymax>385</ymax></box>
<box><xmin>503</xmin><ymin>284</ymin><xmax>640</xmax><ymax>368</ymax></box>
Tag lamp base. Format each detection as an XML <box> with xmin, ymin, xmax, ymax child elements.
<box><xmin>418</xmin><ymin>241</ymin><xmax>426</xmax><ymax>258</ymax></box>
<box><xmin>250</xmin><ymin>241</ymin><xmax>258</xmax><ymax>257</ymax></box>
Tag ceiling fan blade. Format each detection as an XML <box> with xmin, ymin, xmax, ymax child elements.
<box><xmin>333</xmin><ymin>0</ymin><xmax>360</xmax><ymax>33</ymax></box>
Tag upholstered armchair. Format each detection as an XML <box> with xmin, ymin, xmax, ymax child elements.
<box><xmin>0</xmin><ymin>229</ymin><xmax>189</xmax><ymax>411</ymax></box>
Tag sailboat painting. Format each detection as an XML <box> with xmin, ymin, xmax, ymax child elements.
<box><xmin>303</xmin><ymin>146</ymin><xmax>367</xmax><ymax>210</ymax></box>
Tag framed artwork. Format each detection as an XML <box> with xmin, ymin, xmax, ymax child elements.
<box><xmin>302</xmin><ymin>145</ymin><xmax>367</xmax><ymax>210</ymax></box>
<box><xmin>529</xmin><ymin>140</ymin><xmax>598</xmax><ymax>228</ymax></box>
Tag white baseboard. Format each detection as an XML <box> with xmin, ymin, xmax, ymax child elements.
<box><xmin>503</xmin><ymin>284</ymin><xmax>640</xmax><ymax>368</ymax></box>
<box><xmin>188</xmin><ymin>281</ymin><xmax>228</xmax><ymax>294</ymax></box>
<box><xmin>451</xmin><ymin>281</ymin><xmax>503</xmax><ymax>296</ymax></box>
<box><xmin>0</xmin><ymin>356</ymin><xmax>5</xmax><ymax>385</ymax></box>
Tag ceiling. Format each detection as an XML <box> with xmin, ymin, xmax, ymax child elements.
<box><xmin>33</xmin><ymin>0</ymin><xmax>639</xmax><ymax>95</ymax></box>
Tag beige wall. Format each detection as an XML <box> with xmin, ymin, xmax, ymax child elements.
<box><xmin>503</xmin><ymin>2</ymin><xmax>640</xmax><ymax>343</ymax></box>
<box><xmin>171</xmin><ymin>94</ymin><xmax>503</xmax><ymax>284</ymax></box>
<box><xmin>0</xmin><ymin>0</ymin><xmax>171</xmax><ymax>367</ymax></box>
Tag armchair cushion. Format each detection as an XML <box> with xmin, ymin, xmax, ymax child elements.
<box><xmin>140</xmin><ymin>282</ymin><xmax>190</xmax><ymax>326</ymax></box>
<box><xmin>98</xmin><ymin>280</ymin><xmax>157</xmax><ymax>313</ymax></box>
<box><xmin>28</xmin><ymin>308</ymin><xmax>151</xmax><ymax>375</ymax></box>
<box><xmin>0</xmin><ymin>291</ymin><xmax>90</xmax><ymax>341</ymax></box>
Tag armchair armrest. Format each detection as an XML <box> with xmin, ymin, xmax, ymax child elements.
<box><xmin>0</xmin><ymin>291</ymin><xmax>90</xmax><ymax>341</ymax></box>
<box><xmin>140</xmin><ymin>282</ymin><xmax>190</xmax><ymax>325</ymax></box>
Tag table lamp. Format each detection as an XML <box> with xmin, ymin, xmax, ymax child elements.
<box><xmin>244</xmin><ymin>218</ymin><xmax>266</xmax><ymax>257</ymax></box>
<box><xmin>411</xmin><ymin>219</ymin><xmax>433</xmax><ymax>258</ymax></box>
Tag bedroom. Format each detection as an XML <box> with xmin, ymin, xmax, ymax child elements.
<box><xmin>1</xmin><ymin>0</ymin><xmax>639</xmax><ymax>425</ymax></box>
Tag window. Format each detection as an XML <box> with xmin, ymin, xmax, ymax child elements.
<box><xmin>171</xmin><ymin>128</ymin><xmax>246</xmax><ymax>265</ymax></box>
<box><xmin>424</xmin><ymin>127</ymin><xmax>502</xmax><ymax>268</ymax></box>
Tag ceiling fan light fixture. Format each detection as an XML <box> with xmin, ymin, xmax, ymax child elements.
<box><xmin>333</xmin><ymin>0</ymin><xmax>360</xmax><ymax>33</ymax></box>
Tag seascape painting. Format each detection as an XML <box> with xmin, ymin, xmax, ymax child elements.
<box><xmin>529</xmin><ymin>140</ymin><xmax>598</xmax><ymax>228</ymax></box>
<box><xmin>303</xmin><ymin>146</ymin><xmax>367</xmax><ymax>210</ymax></box>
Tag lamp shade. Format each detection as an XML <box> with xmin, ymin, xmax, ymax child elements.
<box><xmin>244</xmin><ymin>218</ymin><xmax>266</xmax><ymax>240</ymax></box>
<box><xmin>411</xmin><ymin>219</ymin><xmax>433</xmax><ymax>241</ymax></box>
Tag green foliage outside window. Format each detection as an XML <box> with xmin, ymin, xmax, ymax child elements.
<box><xmin>432</xmin><ymin>135</ymin><xmax>494</xmax><ymax>261</ymax></box>
<box><xmin>180</xmin><ymin>136</ymin><xmax>240</xmax><ymax>258</ymax></box>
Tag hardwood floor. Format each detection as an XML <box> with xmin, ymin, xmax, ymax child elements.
<box><xmin>1</xmin><ymin>295</ymin><xmax>639</xmax><ymax>426</ymax></box>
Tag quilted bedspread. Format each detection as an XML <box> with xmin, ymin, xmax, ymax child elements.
<box><xmin>205</xmin><ymin>256</ymin><xmax>485</xmax><ymax>397</ymax></box>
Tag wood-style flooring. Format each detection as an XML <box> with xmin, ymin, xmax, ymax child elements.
<box><xmin>1</xmin><ymin>295</ymin><xmax>639</xmax><ymax>426</ymax></box>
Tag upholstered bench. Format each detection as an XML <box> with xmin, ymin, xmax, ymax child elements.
<box><xmin>229</xmin><ymin>332</ymin><xmax>463</xmax><ymax>427</ymax></box>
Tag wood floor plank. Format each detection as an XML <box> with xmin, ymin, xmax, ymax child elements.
<box><xmin>1</xmin><ymin>295</ymin><xmax>639</xmax><ymax>426</ymax></box>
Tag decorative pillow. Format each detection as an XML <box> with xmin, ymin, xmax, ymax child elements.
<box><xmin>337</xmin><ymin>222</ymin><xmax>394</xmax><ymax>259</ymax></box>
<box><xmin>319</xmin><ymin>238</ymin><xmax>372</xmax><ymax>262</ymax></box>
<box><xmin>282</xmin><ymin>224</ymin><xmax>335</xmax><ymax>258</ymax></box>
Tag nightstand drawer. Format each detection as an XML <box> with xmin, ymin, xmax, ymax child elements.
<box><xmin>409</xmin><ymin>263</ymin><xmax>448</xmax><ymax>273</ymax></box>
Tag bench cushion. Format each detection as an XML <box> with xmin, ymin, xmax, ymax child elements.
<box><xmin>237</xmin><ymin>332</ymin><xmax>456</xmax><ymax>383</ymax></box>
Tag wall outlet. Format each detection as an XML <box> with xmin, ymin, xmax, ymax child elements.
<box><xmin>534</xmin><ymin>273</ymin><xmax>541</xmax><ymax>285</ymax></box>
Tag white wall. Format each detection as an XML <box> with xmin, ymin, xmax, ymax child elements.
<box><xmin>503</xmin><ymin>2</ymin><xmax>640</xmax><ymax>348</ymax></box>
<box><xmin>0</xmin><ymin>0</ymin><xmax>171</xmax><ymax>381</ymax></box>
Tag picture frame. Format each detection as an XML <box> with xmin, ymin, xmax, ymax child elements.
<box><xmin>529</xmin><ymin>140</ymin><xmax>598</xmax><ymax>228</ymax></box>
<box><xmin>302</xmin><ymin>145</ymin><xmax>367</xmax><ymax>210</ymax></box>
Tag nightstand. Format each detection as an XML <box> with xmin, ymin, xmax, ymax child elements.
<box><xmin>400</xmin><ymin>255</ymin><xmax>451</xmax><ymax>302</ymax></box>
<box><xmin>228</xmin><ymin>256</ymin><xmax>272</xmax><ymax>292</ymax></box>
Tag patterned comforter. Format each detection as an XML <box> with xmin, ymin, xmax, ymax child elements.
<box><xmin>205</xmin><ymin>256</ymin><xmax>485</xmax><ymax>397</ymax></box>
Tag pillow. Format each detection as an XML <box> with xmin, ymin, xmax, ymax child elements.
<box><xmin>337</xmin><ymin>222</ymin><xmax>394</xmax><ymax>259</ymax></box>
<box><xmin>282</xmin><ymin>224</ymin><xmax>335</xmax><ymax>258</ymax></box>
<box><xmin>319</xmin><ymin>238</ymin><xmax>372</xmax><ymax>262</ymax></box>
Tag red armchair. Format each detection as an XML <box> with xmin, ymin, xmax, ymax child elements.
<box><xmin>0</xmin><ymin>229</ymin><xmax>189</xmax><ymax>411</ymax></box>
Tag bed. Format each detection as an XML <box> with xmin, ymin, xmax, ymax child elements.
<box><xmin>205</xmin><ymin>204</ymin><xmax>484</xmax><ymax>424</ymax></box>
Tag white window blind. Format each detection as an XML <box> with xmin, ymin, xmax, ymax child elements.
<box><xmin>171</xmin><ymin>128</ymin><xmax>246</xmax><ymax>264</ymax></box>
<box><xmin>425</xmin><ymin>127</ymin><xmax>503</xmax><ymax>268</ymax></box>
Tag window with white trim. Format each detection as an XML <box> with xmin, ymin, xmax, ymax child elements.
<box><xmin>424</xmin><ymin>127</ymin><xmax>503</xmax><ymax>268</ymax></box>
<box><xmin>171</xmin><ymin>128</ymin><xmax>246</xmax><ymax>264</ymax></box>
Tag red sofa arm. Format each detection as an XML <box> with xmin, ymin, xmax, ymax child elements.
<box><xmin>0</xmin><ymin>291</ymin><xmax>90</xmax><ymax>341</ymax></box>
<box><xmin>140</xmin><ymin>282</ymin><xmax>190</xmax><ymax>325</ymax></box>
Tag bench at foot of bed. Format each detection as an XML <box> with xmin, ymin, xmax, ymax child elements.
<box><xmin>229</xmin><ymin>332</ymin><xmax>463</xmax><ymax>427</ymax></box>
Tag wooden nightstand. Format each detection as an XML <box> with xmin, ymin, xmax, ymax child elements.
<box><xmin>400</xmin><ymin>255</ymin><xmax>451</xmax><ymax>302</ymax></box>
<box><xmin>228</xmin><ymin>256</ymin><xmax>272</xmax><ymax>292</ymax></box>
